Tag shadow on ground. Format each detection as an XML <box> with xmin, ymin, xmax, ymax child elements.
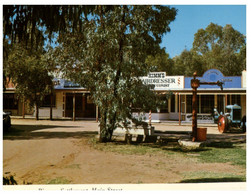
<box><xmin>3</xmin><ymin>124</ymin><xmax>98</xmax><ymax>140</ymax></box>
<box><xmin>155</xmin><ymin>130</ymin><xmax>246</xmax><ymax>145</ymax></box>
<box><xmin>180</xmin><ymin>177</ymin><xmax>245</xmax><ymax>183</ymax></box>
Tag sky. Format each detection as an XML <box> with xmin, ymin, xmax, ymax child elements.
<box><xmin>160</xmin><ymin>5</ymin><xmax>246</xmax><ymax>58</ymax></box>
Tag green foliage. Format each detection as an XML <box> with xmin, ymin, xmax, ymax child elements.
<box><xmin>5</xmin><ymin>44</ymin><xmax>53</xmax><ymax>120</ymax></box>
<box><xmin>51</xmin><ymin>5</ymin><xmax>177</xmax><ymax>142</ymax></box>
<box><xmin>3</xmin><ymin>5</ymin><xmax>95</xmax><ymax>47</ymax></box>
<box><xmin>145</xmin><ymin>50</ymin><xmax>175</xmax><ymax>74</ymax></box>
<box><xmin>192</xmin><ymin>23</ymin><xmax>246</xmax><ymax>76</ymax></box>
<box><xmin>171</xmin><ymin>23</ymin><xmax>246</xmax><ymax>76</ymax></box>
<box><xmin>173</xmin><ymin>49</ymin><xmax>205</xmax><ymax>76</ymax></box>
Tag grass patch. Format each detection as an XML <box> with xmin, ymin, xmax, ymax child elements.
<box><xmin>65</xmin><ymin>164</ymin><xmax>81</xmax><ymax>169</ymax></box>
<box><xmin>89</xmin><ymin>138</ymin><xmax>246</xmax><ymax>167</ymax></box>
<box><xmin>88</xmin><ymin>137</ymin><xmax>246</xmax><ymax>176</ymax></box>
<box><xmin>195</xmin><ymin>143</ymin><xmax>246</xmax><ymax>167</ymax></box>
<box><xmin>88</xmin><ymin>137</ymin><xmax>184</xmax><ymax>157</ymax></box>
<box><xmin>180</xmin><ymin>171</ymin><xmax>246</xmax><ymax>183</ymax></box>
<box><xmin>46</xmin><ymin>177</ymin><xmax>71</xmax><ymax>184</ymax></box>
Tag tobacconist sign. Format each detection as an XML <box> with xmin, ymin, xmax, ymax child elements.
<box><xmin>140</xmin><ymin>72</ymin><xmax>184</xmax><ymax>91</ymax></box>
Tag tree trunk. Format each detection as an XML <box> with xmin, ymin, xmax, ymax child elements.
<box><xmin>50</xmin><ymin>93</ymin><xmax>53</xmax><ymax>120</ymax></box>
<box><xmin>99</xmin><ymin>110</ymin><xmax>114</xmax><ymax>142</ymax></box>
<box><xmin>35</xmin><ymin>104</ymin><xmax>39</xmax><ymax>120</ymax></box>
<box><xmin>22</xmin><ymin>100</ymin><xmax>25</xmax><ymax>119</ymax></box>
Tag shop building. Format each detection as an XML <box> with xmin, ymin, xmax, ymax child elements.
<box><xmin>183</xmin><ymin>69</ymin><xmax>246</xmax><ymax>122</ymax></box>
<box><xmin>3</xmin><ymin>69</ymin><xmax>246</xmax><ymax>123</ymax></box>
<box><xmin>138</xmin><ymin>69</ymin><xmax>246</xmax><ymax>123</ymax></box>
<box><xmin>3</xmin><ymin>78</ymin><xmax>97</xmax><ymax>120</ymax></box>
<box><xmin>37</xmin><ymin>79</ymin><xmax>97</xmax><ymax>119</ymax></box>
<box><xmin>3</xmin><ymin>77</ymin><xmax>33</xmax><ymax>116</ymax></box>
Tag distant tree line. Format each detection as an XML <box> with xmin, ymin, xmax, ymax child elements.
<box><xmin>146</xmin><ymin>23</ymin><xmax>246</xmax><ymax>76</ymax></box>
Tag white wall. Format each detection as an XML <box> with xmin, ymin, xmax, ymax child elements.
<box><xmin>132</xmin><ymin>112</ymin><xmax>169</xmax><ymax>122</ymax></box>
<box><xmin>242</xmin><ymin>70</ymin><xmax>246</xmax><ymax>88</ymax></box>
<box><xmin>36</xmin><ymin>91</ymin><xmax>64</xmax><ymax>118</ymax></box>
<box><xmin>168</xmin><ymin>112</ymin><xmax>179</xmax><ymax>120</ymax></box>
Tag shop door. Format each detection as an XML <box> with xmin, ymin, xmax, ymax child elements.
<box><xmin>65</xmin><ymin>94</ymin><xmax>73</xmax><ymax>117</ymax></box>
<box><xmin>75</xmin><ymin>94</ymin><xmax>84</xmax><ymax>117</ymax></box>
<box><xmin>65</xmin><ymin>93</ymin><xmax>96</xmax><ymax>118</ymax></box>
<box><xmin>83</xmin><ymin>94</ymin><xmax>96</xmax><ymax>118</ymax></box>
<box><xmin>65</xmin><ymin>93</ymin><xmax>84</xmax><ymax>117</ymax></box>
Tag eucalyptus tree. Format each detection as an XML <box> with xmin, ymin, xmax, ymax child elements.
<box><xmin>4</xmin><ymin>5</ymin><xmax>176</xmax><ymax>141</ymax></box>
<box><xmin>3</xmin><ymin>5</ymin><xmax>89</xmax><ymax>118</ymax></box>
<box><xmin>51</xmin><ymin>5</ymin><xmax>177</xmax><ymax>142</ymax></box>
<box><xmin>3</xmin><ymin>5</ymin><xmax>94</xmax><ymax>47</ymax></box>
<box><xmin>192</xmin><ymin>23</ymin><xmax>246</xmax><ymax>76</ymax></box>
<box><xmin>3</xmin><ymin>5</ymin><xmax>95</xmax><ymax>79</ymax></box>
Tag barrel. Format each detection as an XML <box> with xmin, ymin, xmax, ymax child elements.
<box><xmin>197</xmin><ymin>127</ymin><xmax>207</xmax><ymax>141</ymax></box>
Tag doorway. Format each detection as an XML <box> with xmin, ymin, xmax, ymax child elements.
<box><xmin>65</xmin><ymin>93</ymin><xmax>96</xmax><ymax>118</ymax></box>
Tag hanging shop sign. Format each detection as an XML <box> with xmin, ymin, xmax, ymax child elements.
<box><xmin>53</xmin><ymin>78</ymin><xmax>82</xmax><ymax>89</ymax></box>
<box><xmin>140</xmin><ymin>72</ymin><xmax>184</xmax><ymax>90</ymax></box>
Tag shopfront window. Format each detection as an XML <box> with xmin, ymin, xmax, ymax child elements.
<box><xmin>159</xmin><ymin>95</ymin><xmax>168</xmax><ymax>113</ymax></box>
<box><xmin>232</xmin><ymin>95</ymin><xmax>241</xmax><ymax>106</ymax></box>
<box><xmin>227</xmin><ymin>95</ymin><xmax>241</xmax><ymax>106</ymax></box>
<box><xmin>171</xmin><ymin>94</ymin><xmax>175</xmax><ymax>112</ymax></box>
<box><xmin>217</xmin><ymin>95</ymin><xmax>224</xmax><ymax>113</ymax></box>
<box><xmin>227</xmin><ymin>95</ymin><xmax>231</xmax><ymax>105</ymax></box>
<box><xmin>177</xmin><ymin>95</ymin><xmax>180</xmax><ymax>113</ymax></box>
<box><xmin>41</xmin><ymin>94</ymin><xmax>56</xmax><ymax>107</ymax></box>
<box><xmin>3</xmin><ymin>93</ymin><xmax>18</xmax><ymax>110</ymax></box>
<box><xmin>201</xmin><ymin>95</ymin><xmax>214</xmax><ymax>113</ymax></box>
<box><xmin>186</xmin><ymin>95</ymin><xmax>199</xmax><ymax>113</ymax></box>
<box><xmin>132</xmin><ymin>94</ymin><xmax>165</xmax><ymax>113</ymax></box>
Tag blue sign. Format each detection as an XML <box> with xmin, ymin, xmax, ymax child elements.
<box><xmin>53</xmin><ymin>78</ymin><xmax>82</xmax><ymax>89</ymax></box>
<box><xmin>185</xmin><ymin>69</ymin><xmax>241</xmax><ymax>89</ymax></box>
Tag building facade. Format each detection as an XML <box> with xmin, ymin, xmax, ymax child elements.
<box><xmin>3</xmin><ymin>69</ymin><xmax>246</xmax><ymax>123</ymax></box>
<box><xmin>3</xmin><ymin>78</ymin><xmax>97</xmax><ymax>120</ymax></box>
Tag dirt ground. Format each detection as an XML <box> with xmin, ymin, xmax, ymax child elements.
<box><xmin>3</xmin><ymin>119</ymin><xmax>246</xmax><ymax>185</ymax></box>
